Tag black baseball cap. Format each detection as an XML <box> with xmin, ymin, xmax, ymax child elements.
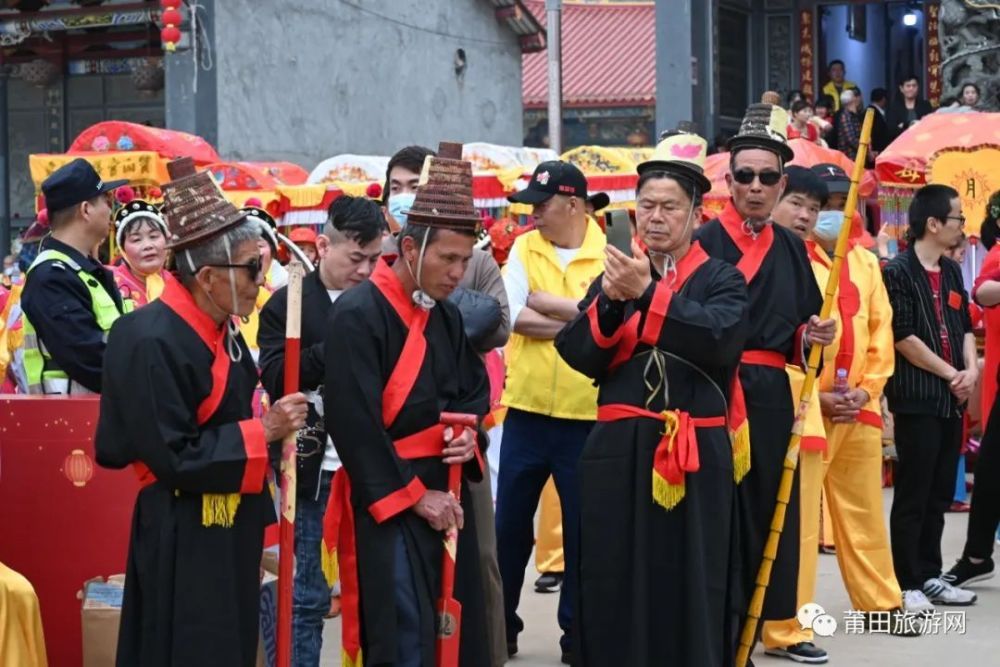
<box><xmin>508</xmin><ymin>160</ymin><xmax>589</xmax><ymax>205</ymax></box>
<box><xmin>41</xmin><ymin>158</ymin><xmax>128</xmax><ymax>214</ymax></box>
<box><xmin>810</xmin><ymin>163</ymin><xmax>850</xmax><ymax>194</ymax></box>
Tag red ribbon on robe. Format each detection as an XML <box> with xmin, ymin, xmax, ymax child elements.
<box><xmin>321</xmin><ymin>258</ymin><xmax>481</xmax><ymax>666</ymax></box>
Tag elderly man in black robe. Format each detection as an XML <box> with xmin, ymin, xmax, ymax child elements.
<box><xmin>95</xmin><ymin>158</ymin><xmax>308</xmax><ymax>667</ymax></box>
<box><xmin>556</xmin><ymin>132</ymin><xmax>748</xmax><ymax>666</ymax></box>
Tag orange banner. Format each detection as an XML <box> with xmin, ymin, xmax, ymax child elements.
<box><xmin>929</xmin><ymin>146</ymin><xmax>1000</xmax><ymax>235</ymax></box>
<box><xmin>29</xmin><ymin>151</ymin><xmax>170</xmax><ymax>190</ymax></box>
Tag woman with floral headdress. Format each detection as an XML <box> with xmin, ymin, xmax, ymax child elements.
<box><xmin>111</xmin><ymin>193</ymin><xmax>173</xmax><ymax>310</ymax></box>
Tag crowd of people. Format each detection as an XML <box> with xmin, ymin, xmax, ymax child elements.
<box><xmin>4</xmin><ymin>93</ymin><xmax>1000</xmax><ymax>667</ymax></box>
<box><xmin>729</xmin><ymin>59</ymin><xmax>989</xmax><ymax>169</ymax></box>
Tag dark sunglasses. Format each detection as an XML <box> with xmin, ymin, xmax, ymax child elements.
<box><xmin>732</xmin><ymin>168</ymin><xmax>783</xmax><ymax>186</ymax></box>
<box><xmin>206</xmin><ymin>254</ymin><xmax>264</xmax><ymax>278</ymax></box>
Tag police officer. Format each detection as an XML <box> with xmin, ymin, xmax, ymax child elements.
<box><xmin>21</xmin><ymin>158</ymin><xmax>126</xmax><ymax>394</ymax></box>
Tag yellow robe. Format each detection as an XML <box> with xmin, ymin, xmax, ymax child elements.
<box><xmin>763</xmin><ymin>242</ymin><xmax>901</xmax><ymax>648</ymax></box>
<box><xmin>761</xmin><ymin>365</ymin><xmax>826</xmax><ymax>648</ymax></box>
<box><xmin>0</xmin><ymin>562</ymin><xmax>48</xmax><ymax>667</ymax></box>
<box><xmin>535</xmin><ymin>478</ymin><xmax>565</xmax><ymax>573</ymax></box>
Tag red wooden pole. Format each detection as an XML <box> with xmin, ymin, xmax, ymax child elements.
<box><xmin>276</xmin><ymin>261</ymin><xmax>304</xmax><ymax>667</ymax></box>
<box><xmin>435</xmin><ymin>412</ymin><xmax>478</xmax><ymax>667</ymax></box>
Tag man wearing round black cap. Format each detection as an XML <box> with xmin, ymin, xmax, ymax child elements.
<box><xmin>21</xmin><ymin>158</ymin><xmax>127</xmax><ymax>394</ymax></box>
<box><xmin>497</xmin><ymin>159</ymin><xmax>606</xmax><ymax>663</ymax></box>
<box><xmin>695</xmin><ymin>104</ymin><xmax>836</xmax><ymax>664</ymax></box>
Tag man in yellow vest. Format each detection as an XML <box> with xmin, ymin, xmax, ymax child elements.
<box><xmin>22</xmin><ymin>158</ymin><xmax>126</xmax><ymax>394</ymax></box>
<box><xmin>496</xmin><ymin>161</ymin><xmax>605</xmax><ymax>664</ymax></box>
<box><xmin>821</xmin><ymin>59</ymin><xmax>858</xmax><ymax>113</ymax></box>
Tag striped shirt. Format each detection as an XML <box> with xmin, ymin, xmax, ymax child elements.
<box><xmin>883</xmin><ymin>247</ymin><xmax>972</xmax><ymax>418</ymax></box>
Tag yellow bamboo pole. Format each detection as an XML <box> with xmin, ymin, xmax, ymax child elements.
<box><xmin>735</xmin><ymin>108</ymin><xmax>876</xmax><ymax>667</ymax></box>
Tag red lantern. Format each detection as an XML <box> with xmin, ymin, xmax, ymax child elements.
<box><xmin>161</xmin><ymin>26</ymin><xmax>182</xmax><ymax>52</ymax></box>
<box><xmin>161</xmin><ymin>8</ymin><xmax>182</xmax><ymax>26</ymax></box>
<box><xmin>160</xmin><ymin>0</ymin><xmax>184</xmax><ymax>53</ymax></box>
<box><xmin>63</xmin><ymin>449</ymin><xmax>94</xmax><ymax>488</ymax></box>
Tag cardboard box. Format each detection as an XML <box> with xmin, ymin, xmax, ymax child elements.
<box><xmin>79</xmin><ymin>571</ymin><xmax>280</xmax><ymax>667</ymax></box>
<box><xmin>257</xmin><ymin>572</ymin><xmax>279</xmax><ymax>667</ymax></box>
<box><xmin>261</xmin><ymin>546</ymin><xmax>280</xmax><ymax>577</ymax></box>
<box><xmin>80</xmin><ymin>575</ymin><xmax>125</xmax><ymax>667</ymax></box>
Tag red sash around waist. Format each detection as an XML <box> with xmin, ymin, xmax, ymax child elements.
<box><xmin>598</xmin><ymin>403</ymin><xmax>726</xmax><ymax>510</ymax></box>
<box><xmin>597</xmin><ymin>404</ymin><xmax>726</xmax><ymax>429</ymax></box>
<box><xmin>740</xmin><ymin>349</ymin><xmax>786</xmax><ymax>369</ymax></box>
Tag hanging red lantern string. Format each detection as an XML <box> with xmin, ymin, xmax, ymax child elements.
<box><xmin>160</xmin><ymin>0</ymin><xmax>183</xmax><ymax>53</ymax></box>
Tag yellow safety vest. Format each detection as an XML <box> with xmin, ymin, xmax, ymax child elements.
<box><xmin>502</xmin><ymin>218</ymin><xmax>606</xmax><ymax>420</ymax></box>
<box><xmin>23</xmin><ymin>249</ymin><xmax>121</xmax><ymax>395</ymax></box>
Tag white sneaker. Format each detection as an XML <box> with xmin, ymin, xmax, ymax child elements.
<box><xmin>902</xmin><ymin>589</ymin><xmax>935</xmax><ymax>614</ymax></box>
<box><xmin>922</xmin><ymin>577</ymin><xmax>977</xmax><ymax>606</ymax></box>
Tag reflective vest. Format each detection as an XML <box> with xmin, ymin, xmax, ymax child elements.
<box><xmin>23</xmin><ymin>249</ymin><xmax>121</xmax><ymax>395</ymax></box>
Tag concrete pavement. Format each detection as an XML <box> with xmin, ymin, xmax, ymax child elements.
<box><xmin>320</xmin><ymin>489</ymin><xmax>997</xmax><ymax>665</ymax></box>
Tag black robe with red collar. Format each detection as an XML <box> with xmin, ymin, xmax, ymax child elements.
<box><xmin>555</xmin><ymin>243</ymin><xmax>749</xmax><ymax>666</ymax></box>
<box><xmin>95</xmin><ymin>279</ymin><xmax>273</xmax><ymax>667</ymax></box>
<box><xmin>695</xmin><ymin>200</ymin><xmax>823</xmax><ymax>622</ymax></box>
<box><xmin>323</xmin><ymin>258</ymin><xmax>491</xmax><ymax>666</ymax></box>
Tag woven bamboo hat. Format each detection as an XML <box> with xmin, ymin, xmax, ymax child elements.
<box><xmin>405</xmin><ymin>141</ymin><xmax>482</xmax><ymax>233</ymax></box>
<box><xmin>160</xmin><ymin>157</ymin><xmax>247</xmax><ymax>250</ymax></box>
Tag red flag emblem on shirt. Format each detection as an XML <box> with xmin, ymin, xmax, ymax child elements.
<box><xmin>948</xmin><ymin>290</ymin><xmax>962</xmax><ymax>311</ymax></box>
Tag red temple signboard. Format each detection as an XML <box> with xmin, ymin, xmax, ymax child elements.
<box><xmin>926</xmin><ymin>1</ymin><xmax>942</xmax><ymax>108</ymax></box>
<box><xmin>799</xmin><ymin>9</ymin><xmax>815</xmax><ymax>100</ymax></box>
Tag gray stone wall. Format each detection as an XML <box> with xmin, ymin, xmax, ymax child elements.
<box><xmin>212</xmin><ymin>0</ymin><xmax>524</xmax><ymax>166</ymax></box>
<box><xmin>940</xmin><ymin>0</ymin><xmax>1000</xmax><ymax>109</ymax></box>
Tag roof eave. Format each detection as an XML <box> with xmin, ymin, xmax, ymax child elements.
<box><xmin>490</xmin><ymin>0</ymin><xmax>546</xmax><ymax>53</ymax></box>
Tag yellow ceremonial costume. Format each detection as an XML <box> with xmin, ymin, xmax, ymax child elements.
<box><xmin>765</xmin><ymin>241</ymin><xmax>899</xmax><ymax>646</ymax></box>
<box><xmin>761</xmin><ymin>366</ymin><xmax>826</xmax><ymax>648</ymax></box>
<box><xmin>811</xmin><ymin>242</ymin><xmax>901</xmax><ymax>613</ymax></box>
<box><xmin>535</xmin><ymin>478</ymin><xmax>565</xmax><ymax>573</ymax></box>
<box><xmin>0</xmin><ymin>562</ymin><xmax>48</xmax><ymax>667</ymax></box>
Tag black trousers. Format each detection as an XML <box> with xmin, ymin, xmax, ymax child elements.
<box><xmin>889</xmin><ymin>413</ymin><xmax>962</xmax><ymax>590</ymax></box>
<box><xmin>964</xmin><ymin>394</ymin><xmax>1000</xmax><ymax>559</ymax></box>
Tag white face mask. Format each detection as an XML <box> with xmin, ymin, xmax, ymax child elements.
<box><xmin>387</xmin><ymin>193</ymin><xmax>417</xmax><ymax>229</ymax></box>
<box><xmin>814</xmin><ymin>210</ymin><xmax>845</xmax><ymax>242</ymax></box>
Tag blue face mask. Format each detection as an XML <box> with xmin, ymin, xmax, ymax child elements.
<box><xmin>387</xmin><ymin>192</ymin><xmax>416</xmax><ymax>228</ymax></box>
<box><xmin>814</xmin><ymin>210</ymin><xmax>845</xmax><ymax>241</ymax></box>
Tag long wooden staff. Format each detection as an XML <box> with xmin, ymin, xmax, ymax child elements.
<box><xmin>436</xmin><ymin>412</ymin><xmax>479</xmax><ymax>667</ymax></box>
<box><xmin>735</xmin><ymin>109</ymin><xmax>875</xmax><ymax>667</ymax></box>
<box><xmin>277</xmin><ymin>260</ymin><xmax>305</xmax><ymax>667</ymax></box>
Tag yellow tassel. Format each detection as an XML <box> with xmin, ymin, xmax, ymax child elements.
<box><xmin>730</xmin><ymin>421</ymin><xmax>751</xmax><ymax>484</ymax></box>
<box><xmin>651</xmin><ymin>470</ymin><xmax>685</xmax><ymax>510</ymax></box>
<box><xmin>201</xmin><ymin>493</ymin><xmax>241</xmax><ymax>527</ymax></box>
<box><xmin>342</xmin><ymin>648</ymin><xmax>363</xmax><ymax>667</ymax></box>
<box><xmin>321</xmin><ymin>545</ymin><xmax>339</xmax><ymax>588</ymax></box>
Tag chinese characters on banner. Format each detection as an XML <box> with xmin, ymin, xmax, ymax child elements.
<box><xmin>926</xmin><ymin>1</ymin><xmax>942</xmax><ymax>107</ymax></box>
<box><xmin>799</xmin><ymin>10</ymin><xmax>814</xmax><ymax>100</ymax></box>
<box><xmin>930</xmin><ymin>147</ymin><xmax>1000</xmax><ymax>236</ymax></box>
